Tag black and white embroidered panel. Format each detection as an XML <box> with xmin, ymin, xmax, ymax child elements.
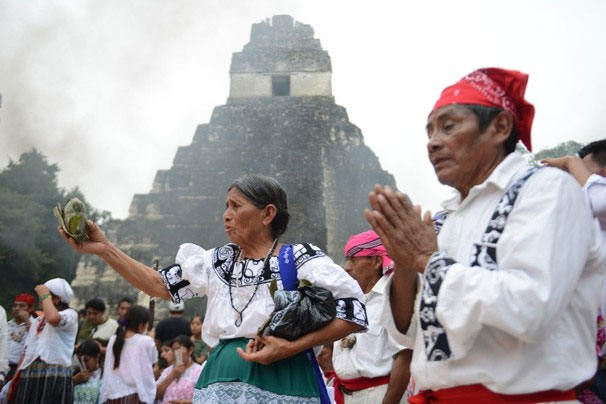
<box><xmin>336</xmin><ymin>297</ymin><xmax>369</xmax><ymax>328</ymax></box>
<box><xmin>420</xmin><ymin>251</ymin><xmax>456</xmax><ymax>361</ymax></box>
<box><xmin>161</xmin><ymin>264</ymin><xmax>197</xmax><ymax>303</ymax></box>
<box><xmin>469</xmin><ymin>167</ymin><xmax>539</xmax><ymax>271</ymax></box>
<box><xmin>293</xmin><ymin>243</ymin><xmax>326</xmax><ymax>267</ymax></box>
<box><xmin>161</xmin><ymin>243</ymin><xmax>330</xmax><ymax>303</ymax></box>
<box><xmin>432</xmin><ymin>210</ymin><xmax>450</xmax><ymax>235</ymax></box>
<box><xmin>212</xmin><ymin>243</ymin><xmax>281</xmax><ymax>287</ymax></box>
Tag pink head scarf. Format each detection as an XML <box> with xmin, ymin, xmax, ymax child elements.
<box><xmin>344</xmin><ymin>230</ymin><xmax>394</xmax><ymax>275</ymax></box>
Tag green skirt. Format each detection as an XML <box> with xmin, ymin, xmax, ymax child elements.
<box><xmin>194</xmin><ymin>338</ymin><xmax>320</xmax><ymax>403</ymax></box>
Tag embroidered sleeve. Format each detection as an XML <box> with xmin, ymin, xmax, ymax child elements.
<box><xmin>420</xmin><ymin>250</ymin><xmax>456</xmax><ymax>361</ymax></box>
<box><xmin>295</xmin><ymin>243</ymin><xmax>368</xmax><ymax>329</ymax></box>
<box><xmin>335</xmin><ymin>298</ymin><xmax>368</xmax><ymax>327</ymax></box>
<box><xmin>57</xmin><ymin>309</ymin><xmax>78</xmax><ymax>330</ymax></box>
<box><xmin>160</xmin><ymin>243</ymin><xmax>210</xmax><ymax>303</ymax></box>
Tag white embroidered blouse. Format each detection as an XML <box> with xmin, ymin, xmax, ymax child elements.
<box><xmin>160</xmin><ymin>243</ymin><xmax>367</xmax><ymax>347</ymax></box>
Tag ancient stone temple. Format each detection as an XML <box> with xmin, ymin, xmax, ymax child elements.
<box><xmin>70</xmin><ymin>15</ymin><xmax>396</xmax><ymax>314</ymax></box>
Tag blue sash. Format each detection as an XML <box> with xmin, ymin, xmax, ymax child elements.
<box><xmin>278</xmin><ymin>244</ymin><xmax>331</xmax><ymax>404</ymax></box>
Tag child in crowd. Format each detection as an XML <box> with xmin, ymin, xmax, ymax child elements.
<box><xmin>155</xmin><ymin>335</ymin><xmax>202</xmax><ymax>404</ymax></box>
<box><xmin>153</xmin><ymin>341</ymin><xmax>175</xmax><ymax>380</ymax></box>
<box><xmin>100</xmin><ymin>306</ymin><xmax>157</xmax><ymax>404</ymax></box>
<box><xmin>73</xmin><ymin>339</ymin><xmax>103</xmax><ymax>404</ymax></box>
<box><xmin>189</xmin><ymin>316</ymin><xmax>210</xmax><ymax>365</ymax></box>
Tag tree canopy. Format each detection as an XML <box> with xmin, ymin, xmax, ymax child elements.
<box><xmin>0</xmin><ymin>149</ymin><xmax>111</xmax><ymax>311</ymax></box>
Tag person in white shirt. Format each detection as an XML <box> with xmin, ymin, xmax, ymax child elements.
<box><xmin>79</xmin><ymin>297</ymin><xmax>119</xmax><ymax>350</ymax></box>
<box><xmin>11</xmin><ymin>278</ymin><xmax>78</xmax><ymax>404</ymax></box>
<box><xmin>365</xmin><ymin>68</ymin><xmax>605</xmax><ymax>403</ymax></box>
<box><xmin>543</xmin><ymin>139</ymin><xmax>606</xmax><ymax>401</ymax></box>
<box><xmin>329</xmin><ymin>230</ymin><xmax>411</xmax><ymax>404</ymax></box>
<box><xmin>5</xmin><ymin>294</ymin><xmax>35</xmax><ymax>382</ymax></box>
<box><xmin>100</xmin><ymin>305</ymin><xmax>157</xmax><ymax>404</ymax></box>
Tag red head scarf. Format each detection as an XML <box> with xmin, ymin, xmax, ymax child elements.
<box><xmin>431</xmin><ymin>68</ymin><xmax>535</xmax><ymax>151</ymax></box>
<box><xmin>15</xmin><ymin>293</ymin><xmax>35</xmax><ymax>307</ymax></box>
<box><xmin>344</xmin><ymin>230</ymin><xmax>394</xmax><ymax>275</ymax></box>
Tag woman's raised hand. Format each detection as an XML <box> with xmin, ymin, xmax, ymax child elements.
<box><xmin>58</xmin><ymin>220</ymin><xmax>109</xmax><ymax>256</ymax></box>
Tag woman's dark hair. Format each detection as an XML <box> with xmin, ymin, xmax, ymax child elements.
<box><xmin>228</xmin><ymin>174</ymin><xmax>290</xmax><ymax>238</ymax></box>
<box><xmin>85</xmin><ymin>297</ymin><xmax>106</xmax><ymax>312</ymax></box>
<box><xmin>465</xmin><ymin>104</ymin><xmax>520</xmax><ymax>155</ymax></box>
<box><xmin>190</xmin><ymin>315</ymin><xmax>204</xmax><ymax>324</ymax></box>
<box><xmin>172</xmin><ymin>335</ymin><xmax>195</xmax><ymax>361</ymax></box>
<box><xmin>112</xmin><ymin>305</ymin><xmax>150</xmax><ymax>369</ymax></box>
<box><xmin>78</xmin><ymin>339</ymin><xmax>101</xmax><ymax>357</ymax></box>
<box><xmin>50</xmin><ymin>292</ymin><xmax>69</xmax><ymax>311</ymax></box>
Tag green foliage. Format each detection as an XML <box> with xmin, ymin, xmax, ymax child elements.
<box><xmin>0</xmin><ymin>149</ymin><xmax>111</xmax><ymax>311</ymax></box>
<box><xmin>528</xmin><ymin>141</ymin><xmax>585</xmax><ymax>166</ymax></box>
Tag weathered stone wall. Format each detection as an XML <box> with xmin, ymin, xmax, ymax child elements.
<box><xmin>229</xmin><ymin>72</ymin><xmax>332</xmax><ymax>98</ymax></box>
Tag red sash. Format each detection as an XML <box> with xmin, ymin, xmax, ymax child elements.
<box><xmin>325</xmin><ymin>371</ymin><xmax>390</xmax><ymax>404</ymax></box>
<box><xmin>408</xmin><ymin>384</ymin><xmax>576</xmax><ymax>404</ymax></box>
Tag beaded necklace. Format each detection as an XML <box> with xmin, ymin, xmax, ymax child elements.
<box><xmin>228</xmin><ymin>239</ymin><xmax>278</xmax><ymax>327</ymax></box>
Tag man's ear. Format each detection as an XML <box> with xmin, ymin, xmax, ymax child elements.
<box><xmin>490</xmin><ymin>111</ymin><xmax>515</xmax><ymax>147</ymax></box>
<box><xmin>374</xmin><ymin>256</ymin><xmax>383</xmax><ymax>271</ymax></box>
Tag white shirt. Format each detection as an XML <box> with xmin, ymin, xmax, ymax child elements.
<box><xmin>0</xmin><ymin>306</ymin><xmax>7</xmax><ymax>381</ymax></box>
<box><xmin>583</xmin><ymin>173</ymin><xmax>606</xmax><ymax>359</ymax></box>
<box><xmin>162</xmin><ymin>243</ymin><xmax>367</xmax><ymax>347</ymax></box>
<box><xmin>333</xmin><ymin>275</ymin><xmax>405</xmax><ymax>379</ymax></box>
<box><xmin>91</xmin><ymin>317</ymin><xmax>119</xmax><ymax>343</ymax></box>
<box><xmin>21</xmin><ymin>308</ymin><xmax>78</xmax><ymax>368</ymax></box>
<box><xmin>380</xmin><ymin>151</ymin><xmax>605</xmax><ymax>394</ymax></box>
<box><xmin>585</xmin><ymin>174</ymin><xmax>606</xmax><ymax>231</ymax></box>
<box><xmin>7</xmin><ymin>318</ymin><xmax>32</xmax><ymax>364</ymax></box>
<box><xmin>100</xmin><ymin>333</ymin><xmax>158</xmax><ymax>404</ymax></box>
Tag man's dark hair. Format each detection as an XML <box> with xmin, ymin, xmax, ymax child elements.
<box><xmin>118</xmin><ymin>297</ymin><xmax>134</xmax><ymax>306</ymax></box>
<box><xmin>85</xmin><ymin>297</ymin><xmax>106</xmax><ymax>312</ymax></box>
<box><xmin>579</xmin><ymin>139</ymin><xmax>606</xmax><ymax>167</ymax></box>
<box><xmin>465</xmin><ymin>104</ymin><xmax>520</xmax><ymax>155</ymax></box>
<box><xmin>228</xmin><ymin>174</ymin><xmax>290</xmax><ymax>238</ymax></box>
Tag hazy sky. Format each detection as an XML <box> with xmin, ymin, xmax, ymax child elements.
<box><xmin>1</xmin><ymin>0</ymin><xmax>605</xmax><ymax>219</ymax></box>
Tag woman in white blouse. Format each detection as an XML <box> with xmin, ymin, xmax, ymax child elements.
<box><xmin>10</xmin><ymin>278</ymin><xmax>77</xmax><ymax>404</ymax></box>
<box><xmin>60</xmin><ymin>174</ymin><xmax>367</xmax><ymax>403</ymax></box>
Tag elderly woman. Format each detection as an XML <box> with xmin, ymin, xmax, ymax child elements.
<box><xmin>60</xmin><ymin>174</ymin><xmax>367</xmax><ymax>403</ymax></box>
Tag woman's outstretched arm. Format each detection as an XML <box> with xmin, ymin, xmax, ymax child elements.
<box><xmin>59</xmin><ymin>221</ymin><xmax>170</xmax><ymax>299</ymax></box>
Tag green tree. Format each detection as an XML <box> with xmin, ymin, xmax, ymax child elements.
<box><xmin>0</xmin><ymin>149</ymin><xmax>110</xmax><ymax>310</ymax></box>
<box><xmin>528</xmin><ymin>140</ymin><xmax>585</xmax><ymax>166</ymax></box>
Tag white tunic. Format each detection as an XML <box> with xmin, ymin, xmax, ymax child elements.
<box><xmin>161</xmin><ymin>243</ymin><xmax>367</xmax><ymax>347</ymax></box>
<box><xmin>21</xmin><ymin>309</ymin><xmax>78</xmax><ymax>368</ymax></box>
<box><xmin>332</xmin><ymin>275</ymin><xmax>405</xmax><ymax>379</ymax></box>
<box><xmin>100</xmin><ymin>333</ymin><xmax>158</xmax><ymax>404</ymax></box>
<box><xmin>380</xmin><ymin>151</ymin><xmax>605</xmax><ymax>394</ymax></box>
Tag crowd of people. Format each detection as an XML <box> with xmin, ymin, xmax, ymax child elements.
<box><xmin>0</xmin><ymin>66</ymin><xmax>605</xmax><ymax>404</ymax></box>
<box><xmin>0</xmin><ymin>287</ymin><xmax>211</xmax><ymax>404</ymax></box>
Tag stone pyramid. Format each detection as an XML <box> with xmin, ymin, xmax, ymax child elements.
<box><xmin>70</xmin><ymin>15</ymin><xmax>396</xmax><ymax>314</ymax></box>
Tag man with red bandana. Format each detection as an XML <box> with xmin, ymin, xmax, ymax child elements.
<box><xmin>365</xmin><ymin>68</ymin><xmax>605</xmax><ymax>402</ymax></box>
<box><xmin>6</xmin><ymin>294</ymin><xmax>36</xmax><ymax>381</ymax></box>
